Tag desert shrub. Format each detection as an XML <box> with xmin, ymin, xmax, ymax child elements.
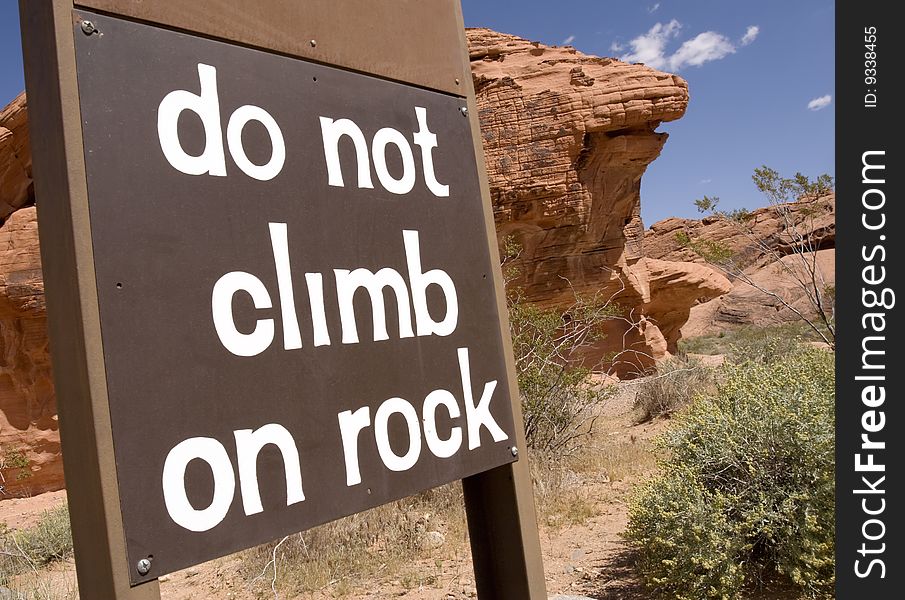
<box><xmin>503</xmin><ymin>236</ymin><xmax>618</xmax><ymax>455</ymax></box>
<box><xmin>626</xmin><ymin>348</ymin><xmax>835</xmax><ymax>598</ymax></box>
<box><xmin>0</xmin><ymin>504</ymin><xmax>73</xmax><ymax>584</ymax></box>
<box><xmin>627</xmin><ymin>467</ymin><xmax>745</xmax><ymax>598</ymax></box>
<box><xmin>508</xmin><ymin>290</ymin><xmax>616</xmax><ymax>455</ymax></box>
<box><xmin>632</xmin><ymin>356</ymin><xmax>714</xmax><ymax>423</ymax></box>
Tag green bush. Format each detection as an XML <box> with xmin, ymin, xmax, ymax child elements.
<box><xmin>632</xmin><ymin>356</ymin><xmax>714</xmax><ymax>423</ymax></box>
<box><xmin>626</xmin><ymin>348</ymin><xmax>834</xmax><ymax>598</ymax></box>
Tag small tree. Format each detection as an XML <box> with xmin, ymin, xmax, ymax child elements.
<box><xmin>501</xmin><ymin>237</ymin><xmax>629</xmax><ymax>455</ymax></box>
<box><xmin>681</xmin><ymin>167</ymin><xmax>835</xmax><ymax>347</ymax></box>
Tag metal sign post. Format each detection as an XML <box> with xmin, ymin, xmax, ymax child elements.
<box><xmin>20</xmin><ymin>1</ymin><xmax>545</xmax><ymax>597</ymax></box>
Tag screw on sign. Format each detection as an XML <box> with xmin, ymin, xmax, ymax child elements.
<box><xmin>136</xmin><ymin>558</ymin><xmax>152</xmax><ymax>576</ymax></box>
<box><xmin>20</xmin><ymin>2</ymin><xmax>545</xmax><ymax>598</ymax></box>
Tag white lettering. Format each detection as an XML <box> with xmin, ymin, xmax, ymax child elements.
<box><xmin>162</xmin><ymin>437</ymin><xmax>235</xmax><ymax>532</ymax></box>
<box><xmin>374</xmin><ymin>397</ymin><xmax>422</xmax><ymax>472</ymax></box>
<box><xmin>335</xmin><ymin>267</ymin><xmax>414</xmax><ymax>343</ymax></box>
<box><xmin>319</xmin><ymin>117</ymin><xmax>374</xmax><ymax>189</ymax></box>
<box><xmin>412</xmin><ymin>107</ymin><xmax>449</xmax><ymax>197</ymax></box>
<box><xmin>234</xmin><ymin>423</ymin><xmax>305</xmax><ymax>515</ymax></box>
<box><xmin>372</xmin><ymin>127</ymin><xmax>416</xmax><ymax>195</ymax></box>
<box><xmin>458</xmin><ymin>347</ymin><xmax>507</xmax><ymax>450</ymax></box>
<box><xmin>227</xmin><ymin>105</ymin><xmax>286</xmax><ymax>181</ymax></box>
<box><xmin>211</xmin><ymin>271</ymin><xmax>274</xmax><ymax>357</ymax></box>
<box><xmin>338</xmin><ymin>407</ymin><xmax>371</xmax><ymax>486</ymax></box>
<box><xmin>404</xmin><ymin>230</ymin><xmax>458</xmax><ymax>336</ymax></box>
<box><xmin>422</xmin><ymin>389</ymin><xmax>462</xmax><ymax>458</ymax></box>
<box><xmin>157</xmin><ymin>63</ymin><xmax>226</xmax><ymax>177</ymax></box>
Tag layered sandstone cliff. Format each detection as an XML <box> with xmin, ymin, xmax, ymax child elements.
<box><xmin>0</xmin><ymin>31</ymin><xmax>734</xmax><ymax>495</ymax></box>
<box><xmin>467</xmin><ymin>29</ymin><xmax>729</xmax><ymax>367</ymax></box>
<box><xmin>0</xmin><ymin>205</ymin><xmax>59</xmax><ymax>497</ymax></box>
<box><xmin>0</xmin><ymin>93</ymin><xmax>31</xmax><ymax>220</ymax></box>
<box><xmin>644</xmin><ymin>194</ymin><xmax>836</xmax><ymax>337</ymax></box>
<box><xmin>1</xmin><ymin>93</ymin><xmax>58</xmax><ymax>497</ymax></box>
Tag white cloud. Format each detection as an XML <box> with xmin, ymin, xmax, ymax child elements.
<box><xmin>610</xmin><ymin>41</ymin><xmax>624</xmax><ymax>53</ymax></box>
<box><xmin>699</xmin><ymin>178</ymin><xmax>712</xmax><ymax>184</ymax></box>
<box><xmin>562</xmin><ymin>34</ymin><xmax>576</xmax><ymax>45</ymax></box>
<box><xmin>621</xmin><ymin>20</ymin><xmax>751</xmax><ymax>71</ymax></box>
<box><xmin>807</xmin><ymin>94</ymin><xmax>832</xmax><ymax>111</ymax></box>
<box><xmin>668</xmin><ymin>32</ymin><xmax>735</xmax><ymax>69</ymax></box>
<box><xmin>648</xmin><ymin>3</ymin><xmax>661</xmax><ymax>13</ymax></box>
<box><xmin>740</xmin><ymin>25</ymin><xmax>759</xmax><ymax>46</ymax></box>
<box><xmin>620</xmin><ymin>19</ymin><xmax>682</xmax><ymax>69</ymax></box>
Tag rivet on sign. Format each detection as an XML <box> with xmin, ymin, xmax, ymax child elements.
<box><xmin>455</xmin><ymin>78</ymin><xmax>460</xmax><ymax>85</ymax></box>
<box><xmin>510</xmin><ymin>446</ymin><xmax>519</xmax><ymax>457</ymax></box>
<box><xmin>459</xmin><ymin>106</ymin><xmax>468</xmax><ymax>117</ymax></box>
<box><xmin>80</xmin><ymin>20</ymin><xmax>97</xmax><ymax>36</ymax></box>
<box><xmin>309</xmin><ymin>39</ymin><xmax>317</xmax><ymax>48</ymax></box>
<box><xmin>136</xmin><ymin>558</ymin><xmax>152</xmax><ymax>575</ymax></box>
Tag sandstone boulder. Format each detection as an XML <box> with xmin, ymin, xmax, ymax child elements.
<box><xmin>0</xmin><ymin>207</ymin><xmax>59</xmax><ymax>497</ymax></box>
<box><xmin>0</xmin><ymin>93</ymin><xmax>32</xmax><ymax>221</ymax></box>
<box><xmin>468</xmin><ymin>29</ymin><xmax>729</xmax><ymax>370</ymax></box>
<box><xmin>645</xmin><ymin>194</ymin><xmax>836</xmax><ymax>338</ymax></box>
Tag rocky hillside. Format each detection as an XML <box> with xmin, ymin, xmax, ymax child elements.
<box><xmin>468</xmin><ymin>29</ymin><xmax>729</xmax><ymax>368</ymax></box>
<box><xmin>0</xmin><ymin>31</ymin><xmax>735</xmax><ymax>496</ymax></box>
<box><xmin>644</xmin><ymin>194</ymin><xmax>835</xmax><ymax>338</ymax></box>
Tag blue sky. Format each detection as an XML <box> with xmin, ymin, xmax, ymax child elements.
<box><xmin>460</xmin><ymin>0</ymin><xmax>835</xmax><ymax>224</ymax></box>
<box><xmin>3</xmin><ymin>1</ymin><xmax>834</xmax><ymax>224</ymax></box>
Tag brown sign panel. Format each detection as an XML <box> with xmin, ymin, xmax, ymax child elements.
<box><xmin>72</xmin><ymin>10</ymin><xmax>517</xmax><ymax>582</ymax></box>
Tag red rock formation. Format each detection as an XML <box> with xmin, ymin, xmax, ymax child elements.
<box><xmin>0</xmin><ymin>93</ymin><xmax>32</xmax><ymax>221</ymax></box>
<box><xmin>468</xmin><ymin>29</ymin><xmax>730</xmax><ymax>370</ymax></box>
<box><xmin>0</xmin><ymin>207</ymin><xmax>60</xmax><ymax>497</ymax></box>
<box><xmin>2</xmin><ymin>93</ymin><xmax>59</xmax><ymax>497</ymax></box>
<box><xmin>644</xmin><ymin>194</ymin><xmax>836</xmax><ymax>337</ymax></box>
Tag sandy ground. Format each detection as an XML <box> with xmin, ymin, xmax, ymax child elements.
<box><xmin>0</xmin><ymin>489</ymin><xmax>68</xmax><ymax>529</ymax></box>
<box><xmin>2</xmin><ymin>384</ymin><xmax>665</xmax><ymax>599</ymax></box>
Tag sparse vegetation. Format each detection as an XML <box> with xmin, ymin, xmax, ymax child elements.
<box><xmin>679</xmin><ymin>322</ymin><xmax>825</xmax><ymax>364</ymax></box>
<box><xmin>504</xmin><ymin>236</ymin><xmax>619</xmax><ymax>455</ymax></box>
<box><xmin>682</xmin><ymin>166</ymin><xmax>836</xmax><ymax>348</ymax></box>
<box><xmin>508</xmin><ymin>292</ymin><xmax>617</xmax><ymax>455</ymax></box>
<box><xmin>2</xmin><ymin>449</ymin><xmax>34</xmax><ymax>483</ymax></box>
<box><xmin>632</xmin><ymin>356</ymin><xmax>714</xmax><ymax>423</ymax></box>
<box><xmin>626</xmin><ymin>347</ymin><xmax>835</xmax><ymax>599</ymax></box>
<box><xmin>241</xmin><ymin>484</ymin><xmax>468</xmax><ymax>597</ymax></box>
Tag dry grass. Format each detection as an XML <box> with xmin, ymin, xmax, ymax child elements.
<box><xmin>239</xmin><ymin>483</ymin><xmax>470</xmax><ymax>598</ymax></box>
<box><xmin>632</xmin><ymin>357</ymin><xmax>716</xmax><ymax>423</ymax></box>
<box><xmin>1</xmin><ymin>505</ymin><xmax>73</xmax><ymax>577</ymax></box>
<box><xmin>591</xmin><ymin>438</ymin><xmax>659</xmax><ymax>482</ymax></box>
<box><xmin>0</xmin><ymin>503</ymin><xmax>76</xmax><ymax>599</ymax></box>
<box><xmin>1</xmin><ymin>565</ymin><xmax>78</xmax><ymax>600</ymax></box>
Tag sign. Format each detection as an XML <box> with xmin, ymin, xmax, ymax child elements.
<box><xmin>72</xmin><ymin>10</ymin><xmax>516</xmax><ymax>580</ymax></box>
<box><xmin>21</xmin><ymin>1</ymin><xmax>545</xmax><ymax>597</ymax></box>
